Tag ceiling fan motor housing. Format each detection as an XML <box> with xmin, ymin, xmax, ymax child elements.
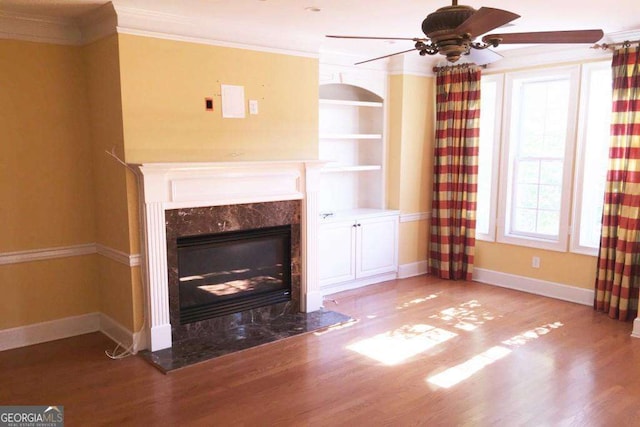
<box><xmin>422</xmin><ymin>5</ymin><xmax>476</xmax><ymax>62</ymax></box>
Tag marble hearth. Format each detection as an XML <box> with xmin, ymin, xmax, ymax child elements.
<box><xmin>139</xmin><ymin>161</ymin><xmax>325</xmax><ymax>352</ymax></box>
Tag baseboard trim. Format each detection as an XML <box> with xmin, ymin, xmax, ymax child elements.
<box><xmin>0</xmin><ymin>313</ymin><xmax>143</xmax><ymax>353</ymax></box>
<box><xmin>473</xmin><ymin>268</ymin><xmax>594</xmax><ymax>306</ymax></box>
<box><xmin>632</xmin><ymin>318</ymin><xmax>640</xmax><ymax>339</ymax></box>
<box><xmin>398</xmin><ymin>261</ymin><xmax>429</xmax><ymax>279</ymax></box>
<box><xmin>320</xmin><ymin>272</ymin><xmax>398</xmax><ymax>297</ymax></box>
<box><xmin>99</xmin><ymin>313</ymin><xmax>138</xmax><ymax>353</ymax></box>
<box><xmin>0</xmin><ymin>313</ymin><xmax>100</xmax><ymax>352</ymax></box>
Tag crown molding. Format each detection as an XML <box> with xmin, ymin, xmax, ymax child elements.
<box><xmin>117</xmin><ymin>27</ymin><xmax>318</xmax><ymax>59</ymax></box>
<box><xmin>484</xmin><ymin>43</ymin><xmax>612</xmax><ymax>73</ymax></box>
<box><xmin>113</xmin><ymin>4</ymin><xmax>317</xmax><ymax>57</ymax></box>
<box><xmin>604</xmin><ymin>29</ymin><xmax>640</xmax><ymax>44</ymax></box>
<box><xmin>76</xmin><ymin>2</ymin><xmax>117</xmax><ymax>45</ymax></box>
<box><xmin>0</xmin><ymin>9</ymin><xmax>81</xmax><ymax>45</ymax></box>
<box><xmin>0</xmin><ymin>1</ymin><xmax>317</xmax><ymax>58</ymax></box>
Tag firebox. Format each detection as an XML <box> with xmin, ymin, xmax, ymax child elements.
<box><xmin>177</xmin><ymin>225</ymin><xmax>292</xmax><ymax>324</ymax></box>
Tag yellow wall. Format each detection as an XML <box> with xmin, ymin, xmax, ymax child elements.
<box><xmin>83</xmin><ymin>35</ymin><xmax>139</xmax><ymax>330</ymax></box>
<box><xmin>0</xmin><ymin>257</ymin><xmax>98</xmax><ymax>329</ymax></box>
<box><xmin>83</xmin><ymin>35</ymin><xmax>131</xmax><ymax>254</ymax></box>
<box><xmin>0</xmin><ymin>40</ymin><xmax>99</xmax><ymax>328</ymax></box>
<box><xmin>95</xmin><ymin>257</ymin><xmax>136</xmax><ymax>330</ymax></box>
<box><xmin>475</xmin><ymin>242</ymin><xmax>597</xmax><ymax>290</ymax></box>
<box><xmin>387</xmin><ymin>74</ymin><xmax>435</xmax><ymax>265</ymax></box>
<box><xmin>117</xmin><ymin>34</ymin><xmax>319</xmax><ymax>163</ymax></box>
<box><xmin>0</xmin><ymin>40</ymin><xmax>95</xmax><ymax>252</ymax></box>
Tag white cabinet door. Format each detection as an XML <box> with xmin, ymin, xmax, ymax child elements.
<box><xmin>319</xmin><ymin>213</ymin><xmax>399</xmax><ymax>290</ymax></box>
<box><xmin>318</xmin><ymin>220</ymin><xmax>356</xmax><ymax>287</ymax></box>
<box><xmin>356</xmin><ymin>215</ymin><xmax>399</xmax><ymax>278</ymax></box>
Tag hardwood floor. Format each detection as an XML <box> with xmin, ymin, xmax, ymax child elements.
<box><xmin>2</xmin><ymin>276</ymin><xmax>640</xmax><ymax>426</ymax></box>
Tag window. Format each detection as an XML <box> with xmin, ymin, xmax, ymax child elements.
<box><xmin>498</xmin><ymin>67</ymin><xmax>580</xmax><ymax>251</ymax></box>
<box><xmin>477</xmin><ymin>62</ymin><xmax>612</xmax><ymax>254</ymax></box>
<box><xmin>571</xmin><ymin>62</ymin><xmax>612</xmax><ymax>255</ymax></box>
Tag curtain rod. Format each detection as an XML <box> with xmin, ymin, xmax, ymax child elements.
<box><xmin>432</xmin><ymin>63</ymin><xmax>484</xmax><ymax>73</ymax></box>
<box><xmin>592</xmin><ymin>39</ymin><xmax>640</xmax><ymax>51</ymax></box>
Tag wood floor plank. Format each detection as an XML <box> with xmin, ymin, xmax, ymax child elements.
<box><xmin>1</xmin><ymin>275</ymin><xmax>639</xmax><ymax>425</ymax></box>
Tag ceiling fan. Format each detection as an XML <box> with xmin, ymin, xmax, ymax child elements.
<box><xmin>327</xmin><ymin>0</ymin><xmax>604</xmax><ymax>65</ymax></box>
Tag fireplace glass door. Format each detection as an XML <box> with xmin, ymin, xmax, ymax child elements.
<box><xmin>177</xmin><ymin>225</ymin><xmax>292</xmax><ymax>324</ymax></box>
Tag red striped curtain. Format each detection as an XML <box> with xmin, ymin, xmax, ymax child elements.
<box><xmin>429</xmin><ymin>65</ymin><xmax>481</xmax><ymax>281</ymax></box>
<box><xmin>594</xmin><ymin>47</ymin><xmax>640</xmax><ymax>321</ymax></box>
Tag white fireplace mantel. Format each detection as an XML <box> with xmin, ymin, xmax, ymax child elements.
<box><xmin>138</xmin><ymin>160</ymin><xmax>325</xmax><ymax>351</ymax></box>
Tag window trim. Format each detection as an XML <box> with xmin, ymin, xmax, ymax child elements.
<box><xmin>570</xmin><ymin>60</ymin><xmax>611</xmax><ymax>256</ymax></box>
<box><xmin>476</xmin><ymin>74</ymin><xmax>504</xmax><ymax>242</ymax></box>
<box><xmin>496</xmin><ymin>65</ymin><xmax>581</xmax><ymax>252</ymax></box>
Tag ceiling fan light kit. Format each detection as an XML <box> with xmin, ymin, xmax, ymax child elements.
<box><xmin>327</xmin><ymin>0</ymin><xmax>604</xmax><ymax>65</ymax></box>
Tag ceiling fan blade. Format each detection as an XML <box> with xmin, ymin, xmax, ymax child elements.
<box><xmin>466</xmin><ymin>48</ymin><xmax>503</xmax><ymax>65</ymax></box>
<box><xmin>355</xmin><ymin>48</ymin><xmax>418</xmax><ymax>65</ymax></box>
<box><xmin>455</xmin><ymin>7</ymin><xmax>520</xmax><ymax>37</ymax></box>
<box><xmin>482</xmin><ymin>29</ymin><xmax>604</xmax><ymax>44</ymax></box>
<box><xmin>326</xmin><ymin>35</ymin><xmax>425</xmax><ymax>41</ymax></box>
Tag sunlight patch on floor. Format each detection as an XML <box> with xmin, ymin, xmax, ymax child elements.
<box><xmin>429</xmin><ymin>300</ymin><xmax>499</xmax><ymax>332</ymax></box>
<box><xmin>426</xmin><ymin>321</ymin><xmax>564</xmax><ymax>389</ymax></box>
<box><xmin>427</xmin><ymin>346</ymin><xmax>512</xmax><ymax>388</ymax></box>
<box><xmin>396</xmin><ymin>294</ymin><xmax>439</xmax><ymax>310</ymax></box>
<box><xmin>501</xmin><ymin>322</ymin><xmax>563</xmax><ymax>347</ymax></box>
<box><xmin>347</xmin><ymin>324</ymin><xmax>457</xmax><ymax>365</ymax></box>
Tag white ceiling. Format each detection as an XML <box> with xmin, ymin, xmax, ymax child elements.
<box><xmin>2</xmin><ymin>0</ymin><xmax>639</xmax><ymax>63</ymax></box>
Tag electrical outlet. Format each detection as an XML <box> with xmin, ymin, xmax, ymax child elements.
<box><xmin>532</xmin><ymin>256</ymin><xmax>541</xmax><ymax>268</ymax></box>
<box><xmin>249</xmin><ymin>99</ymin><xmax>259</xmax><ymax>115</ymax></box>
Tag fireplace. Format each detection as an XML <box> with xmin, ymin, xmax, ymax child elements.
<box><xmin>138</xmin><ymin>160</ymin><xmax>325</xmax><ymax>352</ymax></box>
<box><xmin>177</xmin><ymin>225</ymin><xmax>292</xmax><ymax>324</ymax></box>
<box><xmin>166</xmin><ymin>200</ymin><xmax>302</xmax><ymax>343</ymax></box>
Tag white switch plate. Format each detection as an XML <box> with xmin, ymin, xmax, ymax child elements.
<box><xmin>249</xmin><ymin>99</ymin><xmax>259</xmax><ymax>115</ymax></box>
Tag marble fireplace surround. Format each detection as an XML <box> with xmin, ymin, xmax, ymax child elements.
<box><xmin>139</xmin><ymin>161</ymin><xmax>325</xmax><ymax>352</ymax></box>
<box><xmin>166</xmin><ymin>200</ymin><xmax>301</xmax><ymax>343</ymax></box>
